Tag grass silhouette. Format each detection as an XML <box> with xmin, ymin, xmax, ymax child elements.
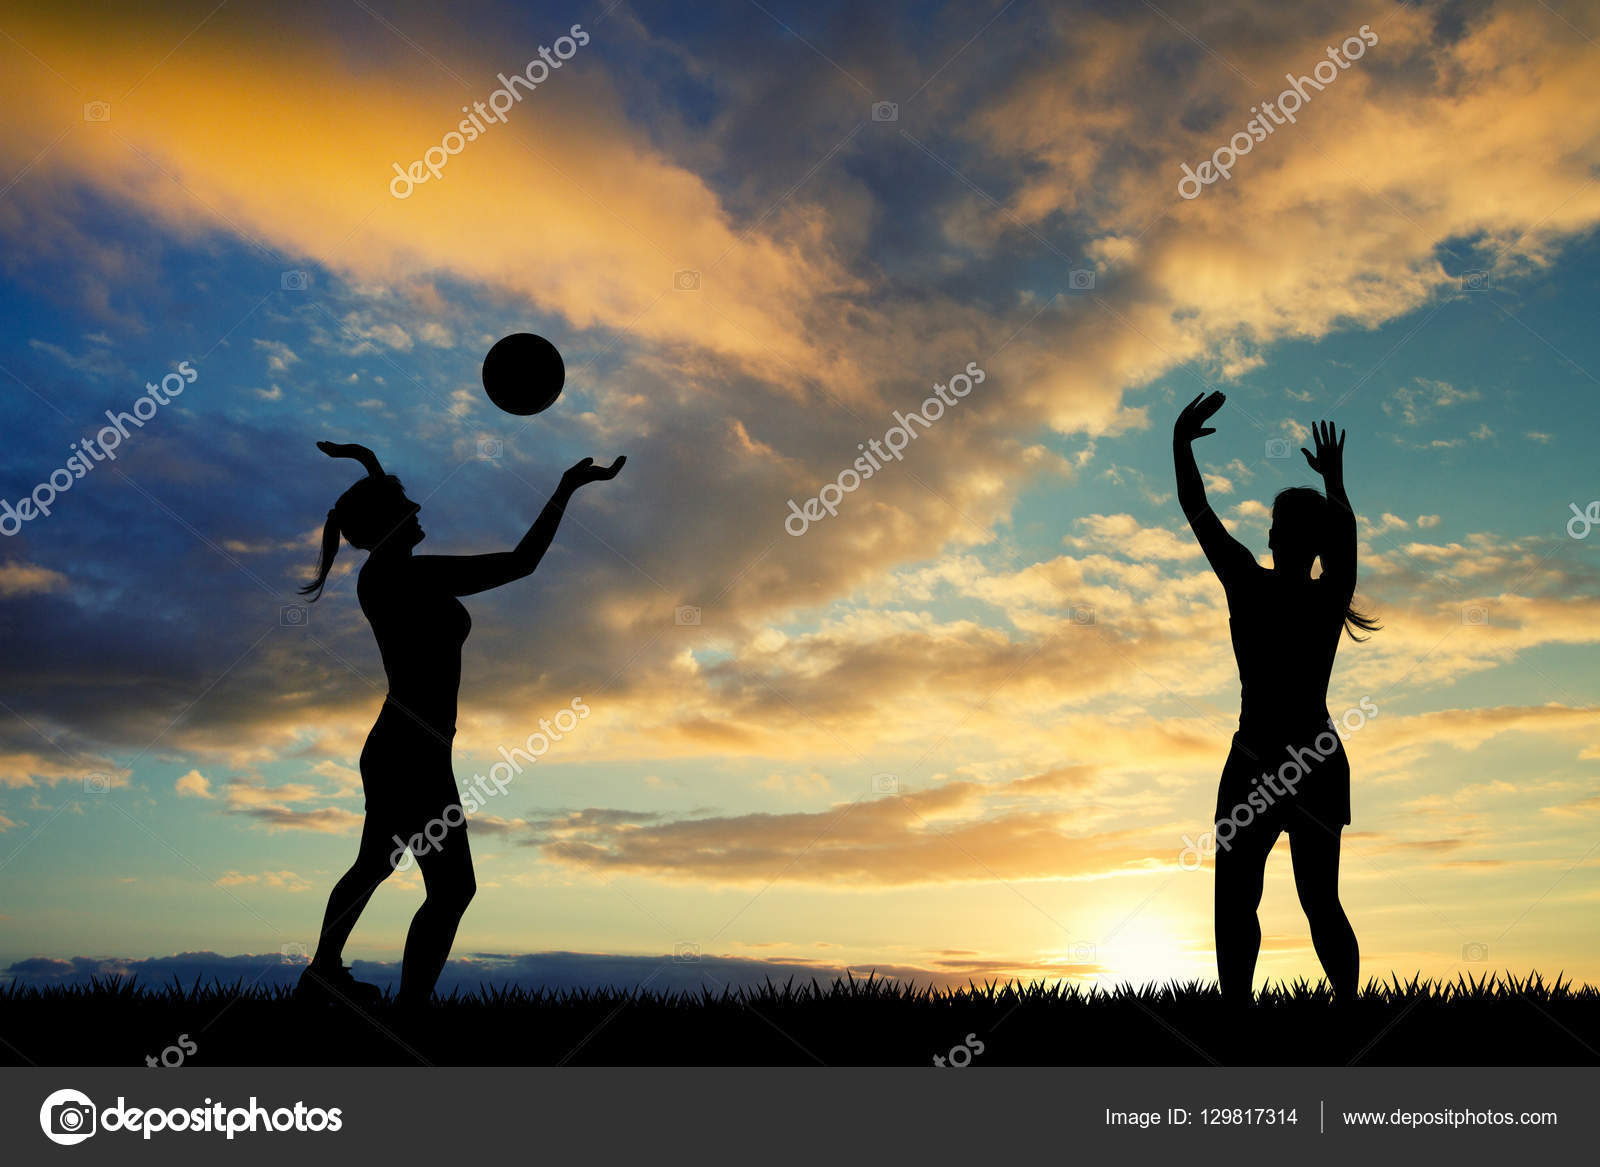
<box><xmin>2</xmin><ymin>971</ymin><xmax>1594</xmax><ymax>1066</ymax></box>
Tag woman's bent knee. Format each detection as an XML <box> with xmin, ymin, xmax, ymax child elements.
<box><xmin>428</xmin><ymin>876</ymin><xmax>475</xmax><ymax>913</ymax></box>
<box><xmin>342</xmin><ymin>856</ymin><xmax>394</xmax><ymax>890</ymax></box>
<box><xmin>1299</xmin><ymin>894</ymin><xmax>1344</xmax><ymax>923</ymax></box>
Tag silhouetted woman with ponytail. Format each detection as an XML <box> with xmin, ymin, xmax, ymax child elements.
<box><xmin>297</xmin><ymin>440</ymin><xmax>624</xmax><ymax>1009</ymax></box>
<box><xmin>1174</xmin><ymin>394</ymin><xmax>1373</xmax><ymax>1006</ymax></box>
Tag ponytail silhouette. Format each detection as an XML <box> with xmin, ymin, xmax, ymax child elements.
<box><xmin>1343</xmin><ymin>602</ymin><xmax>1381</xmax><ymax>641</ymax></box>
<box><xmin>299</xmin><ymin>509</ymin><xmax>342</xmax><ymax>601</ymax></box>
<box><xmin>299</xmin><ymin>440</ymin><xmax>394</xmax><ymax>602</ymax></box>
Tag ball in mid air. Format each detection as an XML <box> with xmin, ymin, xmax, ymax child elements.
<box><xmin>482</xmin><ymin>333</ymin><xmax>565</xmax><ymax>415</ymax></box>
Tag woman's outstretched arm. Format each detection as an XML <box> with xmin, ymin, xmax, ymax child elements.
<box><xmin>1303</xmin><ymin>421</ymin><xmax>1356</xmax><ymax>597</ymax></box>
<box><xmin>412</xmin><ymin>456</ymin><xmax>625</xmax><ymax>596</ymax></box>
<box><xmin>1174</xmin><ymin>392</ymin><xmax>1255</xmax><ymax>585</ymax></box>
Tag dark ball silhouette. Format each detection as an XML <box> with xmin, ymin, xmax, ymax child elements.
<box><xmin>482</xmin><ymin>333</ymin><xmax>565</xmax><ymax>415</ymax></box>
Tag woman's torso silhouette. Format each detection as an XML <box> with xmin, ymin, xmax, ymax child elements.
<box><xmin>1220</xmin><ymin>567</ymin><xmax>1352</xmax><ymax>827</ymax></box>
<box><xmin>359</xmin><ymin>556</ymin><xmax>471</xmax><ymax>734</ymax></box>
<box><xmin>357</xmin><ymin>556</ymin><xmax>470</xmax><ymax>826</ymax></box>
<box><xmin>1226</xmin><ymin>570</ymin><xmax>1345</xmax><ymax>742</ymax></box>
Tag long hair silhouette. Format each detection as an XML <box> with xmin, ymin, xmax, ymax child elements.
<box><xmin>296</xmin><ymin>439</ymin><xmax>624</xmax><ymax>1010</ymax></box>
<box><xmin>1174</xmin><ymin>394</ymin><xmax>1368</xmax><ymax>1006</ymax></box>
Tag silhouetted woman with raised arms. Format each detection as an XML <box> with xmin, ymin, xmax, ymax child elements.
<box><xmin>296</xmin><ymin>440</ymin><xmax>623</xmax><ymax>1009</ymax></box>
<box><xmin>1174</xmin><ymin>393</ymin><xmax>1373</xmax><ymax>1006</ymax></box>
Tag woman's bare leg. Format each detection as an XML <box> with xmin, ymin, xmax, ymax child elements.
<box><xmin>396</xmin><ymin>820</ymin><xmax>475</xmax><ymax>1006</ymax></box>
<box><xmin>310</xmin><ymin>813</ymin><xmax>398</xmax><ymax>970</ymax></box>
<box><xmin>1214</xmin><ymin>821</ymin><xmax>1276</xmax><ymax>1006</ymax></box>
<box><xmin>1290</xmin><ymin>823</ymin><xmax>1359</xmax><ymax>1003</ymax></box>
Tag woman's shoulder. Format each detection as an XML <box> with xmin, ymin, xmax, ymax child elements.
<box><xmin>1221</xmin><ymin>556</ymin><xmax>1269</xmax><ymax>596</ymax></box>
<box><xmin>355</xmin><ymin>555</ymin><xmax>411</xmax><ymax>605</ymax></box>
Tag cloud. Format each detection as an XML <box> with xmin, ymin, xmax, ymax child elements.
<box><xmin>1543</xmin><ymin>794</ymin><xmax>1600</xmax><ymax>818</ymax></box>
<box><xmin>214</xmin><ymin>869</ymin><xmax>312</xmax><ymax>891</ymax></box>
<box><xmin>1065</xmin><ymin>514</ymin><xmax>1201</xmax><ymax>561</ymax></box>
<box><xmin>218</xmin><ymin>774</ymin><xmax>363</xmax><ymax>833</ymax></box>
<box><xmin>1364</xmin><ymin>704</ymin><xmax>1598</xmax><ymax>760</ymax></box>
<box><xmin>223</xmin><ymin>778</ymin><xmax>324</xmax><ymax>809</ymax></box>
<box><xmin>521</xmin><ymin>765</ymin><xmax>1173</xmax><ymax>887</ymax></box>
<box><xmin>174</xmin><ymin>769</ymin><xmax>212</xmax><ymax>799</ymax></box>
<box><xmin>0</xmin><ymin>752</ymin><xmax>127</xmax><ymax>790</ymax></box>
<box><xmin>225</xmin><ymin>805</ymin><xmax>365</xmax><ymax>834</ymax></box>
<box><xmin>1385</xmin><ymin>378</ymin><xmax>1480</xmax><ymax>426</ymax></box>
<box><xmin>252</xmin><ymin>339</ymin><xmax>300</xmax><ymax>372</ymax></box>
<box><xmin>0</xmin><ymin>562</ymin><xmax>67</xmax><ymax>597</ymax></box>
<box><xmin>26</xmin><ymin>336</ymin><xmax>123</xmax><ymax>378</ymax></box>
<box><xmin>0</xmin><ymin>949</ymin><xmax>1044</xmax><ymax>993</ymax></box>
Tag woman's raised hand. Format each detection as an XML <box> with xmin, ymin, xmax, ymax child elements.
<box><xmin>315</xmin><ymin>440</ymin><xmax>386</xmax><ymax>479</ymax></box>
<box><xmin>1300</xmin><ymin>420</ymin><xmax>1345</xmax><ymax>482</ymax></box>
<box><xmin>560</xmin><ymin>456</ymin><xmax>627</xmax><ymax>491</ymax></box>
<box><xmin>1175</xmin><ymin>391</ymin><xmax>1226</xmax><ymax>443</ymax></box>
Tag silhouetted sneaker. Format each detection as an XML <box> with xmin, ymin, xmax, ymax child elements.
<box><xmin>295</xmin><ymin>962</ymin><xmax>383</xmax><ymax>1009</ymax></box>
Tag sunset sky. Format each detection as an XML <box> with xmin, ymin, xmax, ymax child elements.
<box><xmin>1</xmin><ymin>0</ymin><xmax>1598</xmax><ymax>995</ymax></box>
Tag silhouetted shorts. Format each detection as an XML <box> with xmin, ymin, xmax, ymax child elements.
<box><xmin>1214</xmin><ymin>727</ymin><xmax>1350</xmax><ymax>842</ymax></box>
<box><xmin>359</xmin><ymin>702</ymin><xmax>465</xmax><ymax>843</ymax></box>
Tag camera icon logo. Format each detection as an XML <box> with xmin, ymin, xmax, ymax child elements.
<box><xmin>1461</xmin><ymin>604</ymin><xmax>1489</xmax><ymax>626</ymax></box>
<box><xmin>673</xmin><ymin>269</ymin><xmax>700</xmax><ymax>291</ymax></box>
<box><xmin>674</xmin><ymin>605</ymin><xmax>701</xmax><ymax>626</ymax></box>
<box><xmin>280</xmin><ymin>270</ymin><xmax>310</xmax><ymax>292</ymax></box>
<box><xmin>1066</xmin><ymin>940</ymin><xmax>1098</xmax><ymax>961</ymax></box>
<box><xmin>871</xmin><ymin>100</ymin><xmax>899</xmax><ymax>122</ymax></box>
<box><xmin>674</xmin><ymin>941</ymin><xmax>700</xmax><ymax>962</ymax></box>
<box><xmin>280</xmin><ymin>604</ymin><xmax>308</xmax><ymax>627</ymax></box>
<box><xmin>84</xmin><ymin>772</ymin><xmax>112</xmax><ymax>794</ymax></box>
<box><xmin>1068</xmin><ymin>269</ymin><xmax>1096</xmax><ymax>291</ymax></box>
<box><xmin>477</xmin><ymin>438</ymin><xmax>503</xmax><ymax>460</ymax></box>
<box><xmin>1265</xmin><ymin>438</ymin><xmax>1291</xmax><ymax>459</ymax></box>
<box><xmin>1460</xmin><ymin>270</ymin><xmax>1490</xmax><ymax>292</ymax></box>
<box><xmin>83</xmin><ymin>101</ymin><xmax>111</xmax><ymax>123</ymax></box>
<box><xmin>40</xmin><ymin>1088</ymin><xmax>97</xmax><ymax>1145</ymax></box>
<box><xmin>280</xmin><ymin>941</ymin><xmax>309</xmax><ymax>962</ymax></box>
<box><xmin>1068</xmin><ymin>605</ymin><xmax>1096</xmax><ymax>626</ymax></box>
<box><xmin>870</xmin><ymin>773</ymin><xmax>899</xmax><ymax>795</ymax></box>
<box><xmin>1462</xmin><ymin>941</ymin><xmax>1489</xmax><ymax>962</ymax></box>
